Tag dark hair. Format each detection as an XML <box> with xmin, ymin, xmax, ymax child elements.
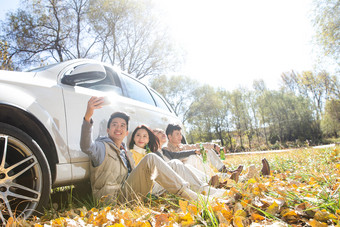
<box><xmin>107</xmin><ymin>112</ymin><xmax>130</xmax><ymax>130</ymax></box>
<box><xmin>165</xmin><ymin>124</ymin><xmax>182</xmax><ymax>137</ymax></box>
<box><xmin>129</xmin><ymin>125</ymin><xmax>160</xmax><ymax>152</ymax></box>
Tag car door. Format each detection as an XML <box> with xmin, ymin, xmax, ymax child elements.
<box><xmin>60</xmin><ymin>63</ymin><xmax>140</xmax><ymax>165</ymax></box>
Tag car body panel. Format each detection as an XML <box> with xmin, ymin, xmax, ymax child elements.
<box><xmin>0</xmin><ymin>73</ymin><xmax>70</xmax><ymax>165</ymax></box>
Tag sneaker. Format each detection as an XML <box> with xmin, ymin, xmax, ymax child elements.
<box><xmin>178</xmin><ymin>187</ymin><xmax>198</xmax><ymax>201</ymax></box>
<box><xmin>228</xmin><ymin>165</ymin><xmax>244</xmax><ymax>174</ymax></box>
<box><xmin>230</xmin><ymin>171</ymin><xmax>240</xmax><ymax>183</ymax></box>
<box><xmin>210</xmin><ymin>188</ymin><xmax>227</xmax><ymax>198</ymax></box>
<box><xmin>261</xmin><ymin>158</ymin><xmax>270</xmax><ymax>176</ymax></box>
<box><xmin>244</xmin><ymin>164</ymin><xmax>256</xmax><ymax>180</ymax></box>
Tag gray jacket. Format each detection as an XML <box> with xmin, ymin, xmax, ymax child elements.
<box><xmin>80</xmin><ymin>119</ymin><xmax>130</xmax><ymax>170</ymax></box>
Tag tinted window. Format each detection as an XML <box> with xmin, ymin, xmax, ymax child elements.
<box><xmin>150</xmin><ymin>89</ymin><xmax>172</xmax><ymax>112</ymax></box>
<box><xmin>76</xmin><ymin>66</ymin><xmax>123</xmax><ymax>95</ymax></box>
<box><xmin>121</xmin><ymin>74</ymin><xmax>155</xmax><ymax>106</ymax></box>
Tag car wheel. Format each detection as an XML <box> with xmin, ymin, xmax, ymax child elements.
<box><xmin>0</xmin><ymin>123</ymin><xmax>51</xmax><ymax>222</ymax></box>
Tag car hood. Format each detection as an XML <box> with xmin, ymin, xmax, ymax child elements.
<box><xmin>0</xmin><ymin>70</ymin><xmax>36</xmax><ymax>82</ymax></box>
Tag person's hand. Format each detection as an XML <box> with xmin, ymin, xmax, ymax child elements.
<box><xmin>194</xmin><ymin>149</ymin><xmax>201</xmax><ymax>155</ymax></box>
<box><xmin>84</xmin><ymin>96</ymin><xmax>105</xmax><ymax>122</ymax></box>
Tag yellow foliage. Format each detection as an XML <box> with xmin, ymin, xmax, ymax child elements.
<box><xmin>314</xmin><ymin>209</ymin><xmax>334</xmax><ymax>222</ymax></box>
<box><xmin>233</xmin><ymin>216</ymin><xmax>246</xmax><ymax>227</ymax></box>
<box><xmin>155</xmin><ymin>214</ymin><xmax>169</xmax><ymax>226</ymax></box>
<box><xmin>187</xmin><ymin>204</ymin><xmax>198</xmax><ymax>215</ymax></box>
<box><xmin>251</xmin><ymin>213</ymin><xmax>265</xmax><ymax>221</ymax></box>
<box><xmin>221</xmin><ymin>208</ymin><xmax>233</xmax><ymax>221</ymax></box>
<box><xmin>212</xmin><ymin>202</ymin><xmax>223</xmax><ymax>212</ymax></box>
<box><xmin>109</xmin><ymin>224</ymin><xmax>125</xmax><ymax>227</ymax></box>
<box><xmin>180</xmin><ymin>212</ymin><xmax>195</xmax><ymax>226</ymax></box>
<box><xmin>234</xmin><ymin>209</ymin><xmax>247</xmax><ymax>218</ymax></box>
<box><xmin>309</xmin><ymin>219</ymin><xmax>328</xmax><ymax>227</ymax></box>
<box><xmin>13</xmin><ymin>146</ymin><xmax>340</xmax><ymax>226</ymax></box>
<box><xmin>179</xmin><ymin>200</ymin><xmax>188</xmax><ymax>213</ymax></box>
<box><xmin>336</xmin><ymin>163</ymin><xmax>340</xmax><ymax>170</ymax></box>
<box><xmin>266</xmin><ymin>201</ymin><xmax>279</xmax><ymax>215</ymax></box>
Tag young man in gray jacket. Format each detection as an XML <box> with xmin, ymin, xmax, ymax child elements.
<box><xmin>80</xmin><ymin>96</ymin><xmax>204</xmax><ymax>203</ymax></box>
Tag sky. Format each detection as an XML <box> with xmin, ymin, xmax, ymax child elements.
<box><xmin>0</xmin><ymin>0</ymin><xmax>317</xmax><ymax>91</ymax></box>
<box><xmin>154</xmin><ymin>0</ymin><xmax>316</xmax><ymax>90</ymax></box>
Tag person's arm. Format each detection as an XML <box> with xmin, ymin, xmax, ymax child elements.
<box><xmin>181</xmin><ymin>144</ymin><xmax>199</xmax><ymax>150</ymax></box>
<box><xmin>161</xmin><ymin>148</ymin><xmax>197</xmax><ymax>160</ymax></box>
<box><xmin>154</xmin><ymin>151</ymin><xmax>166</xmax><ymax>161</ymax></box>
<box><xmin>80</xmin><ymin>96</ymin><xmax>106</xmax><ymax>167</ymax></box>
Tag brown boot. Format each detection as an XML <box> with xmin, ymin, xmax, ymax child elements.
<box><xmin>229</xmin><ymin>166</ymin><xmax>242</xmax><ymax>183</ymax></box>
<box><xmin>209</xmin><ymin>175</ymin><xmax>219</xmax><ymax>187</ymax></box>
<box><xmin>219</xmin><ymin>165</ymin><xmax>243</xmax><ymax>174</ymax></box>
<box><xmin>230</xmin><ymin>165</ymin><xmax>243</xmax><ymax>174</ymax></box>
<box><xmin>261</xmin><ymin>158</ymin><xmax>270</xmax><ymax>176</ymax></box>
<box><xmin>230</xmin><ymin>172</ymin><xmax>239</xmax><ymax>183</ymax></box>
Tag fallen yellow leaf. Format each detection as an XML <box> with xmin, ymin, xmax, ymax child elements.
<box><xmin>187</xmin><ymin>204</ymin><xmax>198</xmax><ymax>215</ymax></box>
<box><xmin>179</xmin><ymin>200</ymin><xmax>188</xmax><ymax>213</ymax></box>
<box><xmin>221</xmin><ymin>208</ymin><xmax>233</xmax><ymax>221</ymax></box>
<box><xmin>251</xmin><ymin>213</ymin><xmax>265</xmax><ymax>221</ymax></box>
<box><xmin>110</xmin><ymin>224</ymin><xmax>125</xmax><ymax>227</ymax></box>
<box><xmin>314</xmin><ymin>210</ymin><xmax>331</xmax><ymax>222</ymax></box>
<box><xmin>233</xmin><ymin>216</ymin><xmax>246</xmax><ymax>227</ymax></box>
<box><xmin>309</xmin><ymin>219</ymin><xmax>328</xmax><ymax>227</ymax></box>
<box><xmin>180</xmin><ymin>212</ymin><xmax>195</xmax><ymax>227</ymax></box>
<box><xmin>266</xmin><ymin>201</ymin><xmax>279</xmax><ymax>215</ymax></box>
<box><xmin>234</xmin><ymin>209</ymin><xmax>247</xmax><ymax>218</ymax></box>
<box><xmin>155</xmin><ymin>213</ymin><xmax>169</xmax><ymax>226</ymax></box>
<box><xmin>212</xmin><ymin>202</ymin><xmax>223</xmax><ymax>212</ymax></box>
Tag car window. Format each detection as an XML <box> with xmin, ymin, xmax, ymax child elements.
<box><xmin>150</xmin><ymin>89</ymin><xmax>172</xmax><ymax>112</ymax></box>
<box><xmin>73</xmin><ymin>65</ymin><xmax>123</xmax><ymax>95</ymax></box>
<box><xmin>121</xmin><ymin>74</ymin><xmax>156</xmax><ymax>106</ymax></box>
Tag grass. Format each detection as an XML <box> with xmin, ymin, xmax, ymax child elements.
<box><xmin>8</xmin><ymin>145</ymin><xmax>340</xmax><ymax>226</ymax></box>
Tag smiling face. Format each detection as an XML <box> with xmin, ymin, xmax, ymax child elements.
<box><xmin>107</xmin><ymin>117</ymin><xmax>129</xmax><ymax>145</ymax></box>
<box><xmin>168</xmin><ymin>129</ymin><xmax>182</xmax><ymax>146</ymax></box>
<box><xmin>133</xmin><ymin>128</ymin><xmax>150</xmax><ymax>149</ymax></box>
<box><xmin>153</xmin><ymin>129</ymin><xmax>167</xmax><ymax>147</ymax></box>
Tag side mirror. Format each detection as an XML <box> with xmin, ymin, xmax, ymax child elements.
<box><xmin>61</xmin><ymin>63</ymin><xmax>106</xmax><ymax>86</ymax></box>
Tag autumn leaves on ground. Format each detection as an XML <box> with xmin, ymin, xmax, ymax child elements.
<box><xmin>9</xmin><ymin>145</ymin><xmax>340</xmax><ymax>226</ymax></box>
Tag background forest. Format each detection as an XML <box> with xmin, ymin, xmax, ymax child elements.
<box><xmin>0</xmin><ymin>0</ymin><xmax>339</xmax><ymax>152</ymax></box>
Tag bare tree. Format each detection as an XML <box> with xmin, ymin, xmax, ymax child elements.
<box><xmin>1</xmin><ymin>0</ymin><xmax>180</xmax><ymax>76</ymax></box>
<box><xmin>88</xmin><ymin>0</ymin><xmax>181</xmax><ymax>79</ymax></box>
<box><xmin>312</xmin><ymin>0</ymin><xmax>340</xmax><ymax>63</ymax></box>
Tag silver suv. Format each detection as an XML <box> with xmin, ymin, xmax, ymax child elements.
<box><xmin>0</xmin><ymin>59</ymin><xmax>182</xmax><ymax>220</ymax></box>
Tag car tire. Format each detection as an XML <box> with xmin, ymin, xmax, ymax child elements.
<box><xmin>0</xmin><ymin>123</ymin><xmax>51</xmax><ymax>222</ymax></box>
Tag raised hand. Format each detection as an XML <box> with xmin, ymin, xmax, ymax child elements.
<box><xmin>84</xmin><ymin>96</ymin><xmax>105</xmax><ymax>122</ymax></box>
